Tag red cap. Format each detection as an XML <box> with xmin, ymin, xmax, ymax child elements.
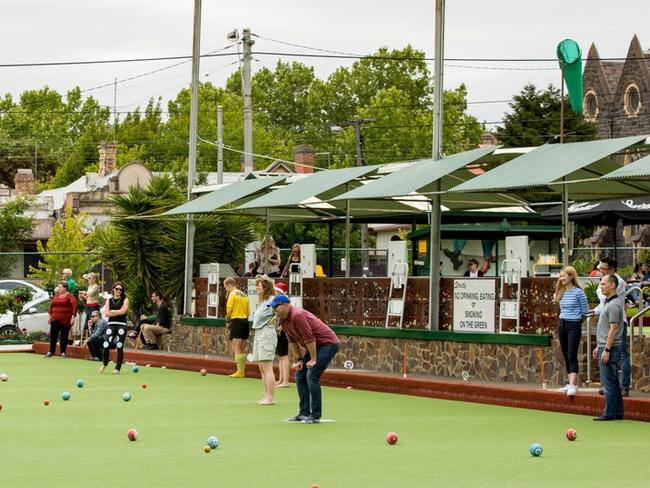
<box><xmin>274</xmin><ymin>282</ymin><xmax>288</xmax><ymax>294</ymax></box>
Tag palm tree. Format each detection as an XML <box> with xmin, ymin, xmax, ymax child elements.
<box><xmin>95</xmin><ymin>175</ymin><xmax>255</xmax><ymax>317</ymax></box>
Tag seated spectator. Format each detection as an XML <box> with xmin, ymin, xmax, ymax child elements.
<box><xmin>141</xmin><ymin>291</ymin><xmax>172</xmax><ymax>350</ymax></box>
<box><xmin>255</xmin><ymin>236</ymin><xmax>281</xmax><ymax>277</ymax></box>
<box><xmin>281</xmin><ymin>243</ymin><xmax>301</xmax><ymax>277</ymax></box>
<box><xmin>626</xmin><ymin>263</ymin><xmax>648</xmax><ymax>304</ymax></box>
<box><xmin>83</xmin><ymin>310</ymin><xmax>107</xmax><ymax>361</ymax></box>
<box><xmin>463</xmin><ymin>258</ymin><xmax>484</xmax><ymax>277</ymax></box>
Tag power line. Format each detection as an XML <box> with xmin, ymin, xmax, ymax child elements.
<box><xmin>1</xmin><ymin>50</ymin><xmax>646</xmax><ymax>69</ymax></box>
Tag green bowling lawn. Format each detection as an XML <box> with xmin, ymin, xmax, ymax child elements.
<box><xmin>1</xmin><ymin>352</ymin><xmax>649</xmax><ymax>488</ymax></box>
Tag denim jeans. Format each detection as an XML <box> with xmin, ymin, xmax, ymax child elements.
<box><xmin>295</xmin><ymin>343</ymin><xmax>339</xmax><ymax>419</ymax></box>
<box><xmin>620</xmin><ymin>323</ymin><xmax>631</xmax><ymax>389</ymax></box>
<box><xmin>598</xmin><ymin>345</ymin><xmax>624</xmax><ymax>419</ymax></box>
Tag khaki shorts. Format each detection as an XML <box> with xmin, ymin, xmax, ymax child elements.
<box><xmin>251</xmin><ymin>325</ymin><xmax>278</xmax><ymax>362</ymax></box>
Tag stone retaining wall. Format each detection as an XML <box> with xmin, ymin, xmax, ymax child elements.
<box><xmin>166</xmin><ymin>325</ymin><xmax>650</xmax><ymax>392</ymax></box>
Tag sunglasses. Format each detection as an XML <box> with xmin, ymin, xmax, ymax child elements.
<box><xmin>114</xmin><ymin>287</ymin><xmax>123</xmax><ymax>291</ymax></box>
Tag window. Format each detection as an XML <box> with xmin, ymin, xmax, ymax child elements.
<box><xmin>584</xmin><ymin>91</ymin><xmax>598</xmax><ymax>120</ymax></box>
<box><xmin>624</xmin><ymin>84</ymin><xmax>641</xmax><ymax>115</ymax></box>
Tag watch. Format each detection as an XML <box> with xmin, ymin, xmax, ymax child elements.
<box><xmin>604</xmin><ymin>347</ymin><xmax>611</xmax><ymax>353</ymax></box>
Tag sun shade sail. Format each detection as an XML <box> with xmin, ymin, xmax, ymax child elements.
<box><xmin>162</xmin><ymin>176</ymin><xmax>286</xmax><ymax>216</ymax></box>
<box><xmin>601</xmin><ymin>153</ymin><xmax>650</xmax><ymax>180</ymax></box>
<box><xmin>332</xmin><ymin>147</ymin><xmax>498</xmax><ymax>200</ymax></box>
<box><xmin>449</xmin><ymin>135</ymin><xmax>649</xmax><ymax>194</ymax></box>
<box><xmin>237</xmin><ymin>165</ymin><xmax>379</xmax><ymax>209</ymax></box>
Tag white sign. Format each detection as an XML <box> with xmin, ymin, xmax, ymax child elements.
<box><xmin>452</xmin><ymin>279</ymin><xmax>496</xmax><ymax>333</ymax></box>
<box><xmin>500</xmin><ymin>300</ymin><xmax>519</xmax><ymax>320</ymax></box>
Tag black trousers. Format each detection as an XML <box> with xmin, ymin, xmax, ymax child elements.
<box><xmin>49</xmin><ymin>321</ymin><xmax>70</xmax><ymax>355</ymax></box>
<box><xmin>102</xmin><ymin>324</ymin><xmax>127</xmax><ymax>370</ymax></box>
<box><xmin>557</xmin><ymin>318</ymin><xmax>582</xmax><ymax>375</ymax></box>
<box><xmin>87</xmin><ymin>337</ymin><xmax>103</xmax><ymax>359</ymax></box>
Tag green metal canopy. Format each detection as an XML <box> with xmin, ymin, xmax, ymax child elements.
<box><xmin>601</xmin><ymin>153</ymin><xmax>650</xmax><ymax>180</ymax></box>
<box><xmin>449</xmin><ymin>135</ymin><xmax>650</xmax><ymax>199</ymax></box>
<box><xmin>332</xmin><ymin>147</ymin><xmax>497</xmax><ymax>200</ymax></box>
<box><xmin>237</xmin><ymin>165</ymin><xmax>379</xmax><ymax>209</ymax></box>
<box><xmin>162</xmin><ymin>175</ymin><xmax>286</xmax><ymax>216</ymax></box>
<box><xmin>329</xmin><ymin>146</ymin><xmax>529</xmax><ymax>210</ymax></box>
<box><xmin>232</xmin><ymin>165</ymin><xmax>429</xmax><ymax>219</ymax></box>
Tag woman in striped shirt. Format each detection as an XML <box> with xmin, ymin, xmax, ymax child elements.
<box><xmin>553</xmin><ymin>266</ymin><xmax>589</xmax><ymax>396</ymax></box>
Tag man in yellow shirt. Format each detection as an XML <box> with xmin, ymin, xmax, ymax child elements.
<box><xmin>224</xmin><ymin>277</ymin><xmax>250</xmax><ymax>378</ymax></box>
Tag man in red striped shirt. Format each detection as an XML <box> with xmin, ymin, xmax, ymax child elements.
<box><xmin>270</xmin><ymin>294</ymin><xmax>339</xmax><ymax>424</ymax></box>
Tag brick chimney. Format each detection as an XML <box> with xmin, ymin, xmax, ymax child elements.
<box><xmin>98</xmin><ymin>141</ymin><xmax>117</xmax><ymax>176</ymax></box>
<box><xmin>294</xmin><ymin>144</ymin><xmax>315</xmax><ymax>174</ymax></box>
<box><xmin>14</xmin><ymin>168</ymin><xmax>35</xmax><ymax>194</ymax></box>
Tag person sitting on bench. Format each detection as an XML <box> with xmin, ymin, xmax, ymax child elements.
<box><xmin>140</xmin><ymin>291</ymin><xmax>171</xmax><ymax>350</ymax></box>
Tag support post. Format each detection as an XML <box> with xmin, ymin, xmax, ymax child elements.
<box><xmin>428</xmin><ymin>0</ymin><xmax>445</xmax><ymax>330</ymax></box>
<box><xmin>183</xmin><ymin>0</ymin><xmax>202</xmax><ymax>315</ymax></box>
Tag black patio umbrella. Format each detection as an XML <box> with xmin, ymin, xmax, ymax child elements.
<box><xmin>540</xmin><ymin>197</ymin><xmax>650</xmax><ymax>226</ymax></box>
<box><xmin>541</xmin><ymin>197</ymin><xmax>650</xmax><ymax>259</ymax></box>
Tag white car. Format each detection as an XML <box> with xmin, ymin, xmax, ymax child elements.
<box><xmin>0</xmin><ymin>280</ymin><xmax>49</xmax><ymax>301</ymax></box>
<box><xmin>0</xmin><ymin>295</ymin><xmax>52</xmax><ymax>336</ymax></box>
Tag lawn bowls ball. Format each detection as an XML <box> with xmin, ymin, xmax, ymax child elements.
<box><xmin>61</xmin><ymin>391</ymin><xmax>71</xmax><ymax>401</ymax></box>
<box><xmin>565</xmin><ymin>428</ymin><xmax>577</xmax><ymax>441</ymax></box>
<box><xmin>127</xmin><ymin>429</ymin><xmax>138</xmax><ymax>441</ymax></box>
<box><xmin>122</xmin><ymin>392</ymin><xmax>132</xmax><ymax>402</ymax></box>
<box><xmin>206</xmin><ymin>436</ymin><xmax>219</xmax><ymax>449</ymax></box>
<box><xmin>200</xmin><ymin>368</ymin><xmax>207</xmax><ymax>376</ymax></box>
<box><xmin>75</xmin><ymin>379</ymin><xmax>85</xmax><ymax>388</ymax></box>
<box><xmin>0</xmin><ymin>373</ymin><xmax>8</xmax><ymax>381</ymax></box>
<box><xmin>385</xmin><ymin>432</ymin><xmax>398</xmax><ymax>445</ymax></box>
<box><xmin>132</xmin><ymin>365</ymin><xmax>140</xmax><ymax>373</ymax></box>
<box><xmin>529</xmin><ymin>443</ymin><xmax>543</xmax><ymax>457</ymax></box>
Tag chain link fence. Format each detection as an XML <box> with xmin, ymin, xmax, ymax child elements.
<box><xmin>0</xmin><ymin>251</ymin><xmax>111</xmax><ymax>338</ymax></box>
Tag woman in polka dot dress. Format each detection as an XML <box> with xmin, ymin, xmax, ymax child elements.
<box><xmin>100</xmin><ymin>281</ymin><xmax>130</xmax><ymax>374</ymax></box>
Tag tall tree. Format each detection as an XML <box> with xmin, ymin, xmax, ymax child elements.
<box><xmin>497</xmin><ymin>83</ymin><xmax>599</xmax><ymax>147</ymax></box>
<box><xmin>94</xmin><ymin>175</ymin><xmax>256</xmax><ymax>317</ymax></box>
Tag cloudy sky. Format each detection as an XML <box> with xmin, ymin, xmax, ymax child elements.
<box><xmin>2</xmin><ymin>0</ymin><xmax>648</xmax><ymax>126</ymax></box>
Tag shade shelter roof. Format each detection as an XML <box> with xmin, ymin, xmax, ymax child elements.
<box><xmin>237</xmin><ymin>165</ymin><xmax>379</xmax><ymax>209</ymax></box>
<box><xmin>329</xmin><ymin>147</ymin><xmax>528</xmax><ymax>209</ymax></box>
<box><xmin>162</xmin><ymin>175</ymin><xmax>287</xmax><ymax>216</ymax></box>
<box><xmin>601</xmin><ymin>153</ymin><xmax>650</xmax><ymax>180</ymax></box>
<box><xmin>232</xmin><ymin>164</ymin><xmax>431</xmax><ymax>219</ymax></box>
<box><xmin>448</xmin><ymin>135</ymin><xmax>650</xmax><ymax>199</ymax></box>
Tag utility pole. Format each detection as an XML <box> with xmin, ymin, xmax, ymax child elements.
<box><xmin>34</xmin><ymin>142</ymin><xmax>38</xmax><ymax>180</ymax></box>
<box><xmin>337</xmin><ymin>115</ymin><xmax>375</xmax><ymax>275</ymax></box>
<box><xmin>113</xmin><ymin>77</ymin><xmax>118</xmax><ymax>143</ymax></box>
<box><xmin>183</xmin><ymin>0</ymin><xmax>202</xmax><ymax>315</ymax></box>
<box><xmin>217</xmin><ymin>105</ymin><xmax>224</xmax><ymax>184</ymax></box>
<box><xmin>242</xmin><ymin>28</ymin><xmax>254</xmax><ymax>173</ymax></box>
<box><xmin>428</xmin><ymin>0</ymin><xmax>445</xmax><ymax>330</ymax></box>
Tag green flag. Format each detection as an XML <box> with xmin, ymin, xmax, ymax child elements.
<box><xmin>556</xmin><ymin>39</ymin><xmax>583</xmax><ymax>113</ymax></box>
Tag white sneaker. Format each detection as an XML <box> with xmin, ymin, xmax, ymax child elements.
<box><xmin>567</xmin><ymin>385</ymin><xmax>578</xmax><ymax>397</ymax></box>
<box><xmin>558</xmin><ymin>384</ymin><xmax>570</xmax><ymax>393</ymax></box>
